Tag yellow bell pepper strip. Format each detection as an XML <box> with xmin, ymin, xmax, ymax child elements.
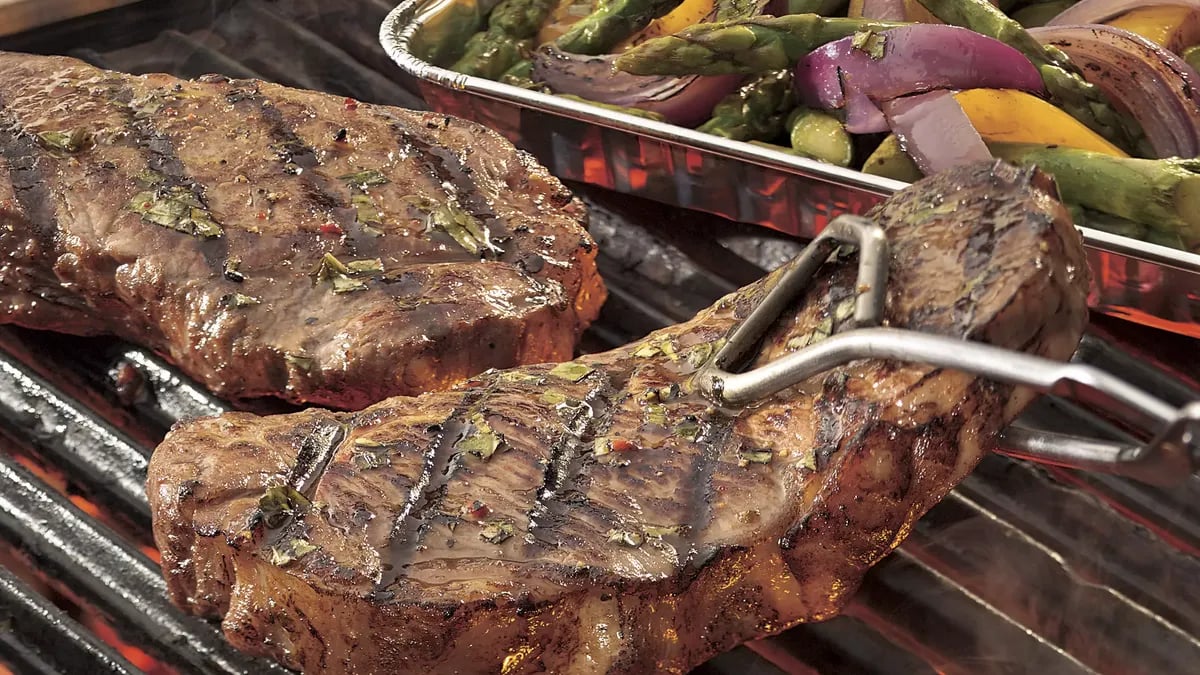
<box><xmin>863</xmin><ymin>88</ymin><xmax>1127</xmax><ymax>183</ymax></box>
<box><xmin>1106</xmin><ymin>5</ymin><xmax>1200</xmax><ymax>52</ymax></box>
<box><xmin>953</xmin><ymin>89</ymin><xmax>1129</xmax><ymax>156</ymax></box>
<box><xmin>537</xmin><ymin>0</ymin><xmax>597</xmax><ymax>44</ymax></box>
<box><xmin>613</xmin><ymin>0</ymin><xmax>714</xmax><ymax>51</ymax></box>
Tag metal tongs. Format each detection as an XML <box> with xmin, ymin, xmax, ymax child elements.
<box><xmin>695</xmin><ymin>215</ymin><xmax>1200</xmax><ymax>487</ymax></box>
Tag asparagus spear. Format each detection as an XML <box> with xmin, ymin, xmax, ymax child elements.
<box><xmin>989</xmin><ymin>142</ymin><xmax>1200</xmax><ymax>250</ymax></box>
<box><xmin>915</xmin><ymin>0</ymin><xmax>1141</xmax><ymax>154</ymax></box>
<box><xmin>450</xmin><ymin>0</ymin><xmax>555</xmax><ymax>77</ymax></box>
<box><xmin>614</xmin><ymin>14</ymin><xmax>905</xmax><ymax>75</ymax></box>
<box><xmin>488</xmin><ymin>0</ymin><xmax>558</xmax><ymax>35</ymax></box>
<box><xmin>787</xmin><ymin>107</ymin><xmax>853</xmax><ymax>167</ymax></box>
<box><xmin>697</xmin><ymin>70</ymin><xmax>797</xmax><ymax>141</ymax></box>
<box><xmin>451</xmin><ymin>34</ymin><xmax>534</xmax><ymax>78</ymax></box>
<box><xmin>555</xmin><ymin>0</ymin><xmax>685</xmax><ymax>55</ymax></box>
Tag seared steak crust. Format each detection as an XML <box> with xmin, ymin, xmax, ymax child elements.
<box><xmin>148</xmin><ymin>162</ymin><xmax>1090</xmax><ymax>673</ymax></box>
<box><xmin>0</xmin><ymin>52</ymin><xmax>603</xmax><ymax>408</ymax></box>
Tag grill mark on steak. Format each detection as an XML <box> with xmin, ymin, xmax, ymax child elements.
<box><xmin>102</xmin><ymin>81</ymin><xmax>231</xmax><ymax>269</ymax></box>
<box><xmin>377</xmin><ymin>113</ymin><xmax>510</xmax><ymax>257</ymax></box>
<box><xmin>680</xmin><ymin>412</ymin><xmax>733</xmax><ymax>551</ymax></box>
<box><xmin>0</xmin><ymin>100</ymin><xmax>58</xmax><ymax>256</ymax></box>
<box><xmin>525</xmin><ymin>375</ymin><xmax>622</xmax><ymax>549</ymax></box>
<box><xmin>374</xmin><ymin>389</ymin><xmax>489</xmax><ymax>594</ymax></box>
<box><xmin>219</xmin><ymin>80</ymin><xmax>370</xmax><ymax>256</ymax></box>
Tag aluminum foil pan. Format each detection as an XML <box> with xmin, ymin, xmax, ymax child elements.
<box><xmin>380</xmin><ymin>0</ymin><xmax>1200</xmax><ymax>338</ymax></box>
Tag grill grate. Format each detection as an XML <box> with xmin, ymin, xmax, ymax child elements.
<box><xmin>0</xmin><ymin>1</ymin><xmax>1198</xmax><ymax>674</ymax></box>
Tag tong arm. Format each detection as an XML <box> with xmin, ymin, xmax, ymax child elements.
<box><xmin>695</xmin><ymin>327</ymin><xmax>1199</xmax><ymax>486</ymax></box>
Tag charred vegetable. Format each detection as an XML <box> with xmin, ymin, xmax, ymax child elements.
<box><xmin>555</xmin><ymin>0</ymin><xmax>686</xmax><ymax>54</ymax></box>
<box><xmin>613</xmin><ymin>13</ymin><xmax>906</xmax><ymax>75</ymax></box>
<box><xmin>697</xmin><ymin>69</ymin><xmax>796</xmax><ymax>140</ymax></box>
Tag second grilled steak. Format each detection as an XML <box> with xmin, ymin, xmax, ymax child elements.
<box><xmin>149</xmin><ymin>161</ymin><xmax>1091</xmax><ymax>673</ymax></box>
<box><xmin>0</xmin><ymin>52</ymin><xmax>604</xmax><ymax>408</ymax></box>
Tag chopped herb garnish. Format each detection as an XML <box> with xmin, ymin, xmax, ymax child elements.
<box><xmin>541</xmin><ymin>391</ymin><xmax>567</xmax><ymax>405</ymax></box>
<box><xmin>258</xmin><ymin>485</ymin><xmax>311</xmax><ymax>528</ymax></box>
<box><xmin>430</xmin><ymin>203</ymin><xmax>502</xmax><ymax>257</ymax></box>
<box><xmin>549</xmin><ymin>362</ymin><xmax>594</xmax><ymax>382</ymax></box>
<box><xmin>350</xmin><ymin>438</ymin><xmax>391</xmax><ymax>470</ymax></box>
<box><xmin>346</xmin><ymin>258</ymin><xmax>384</xmax><ymax>275</ymax></box>
<box><xmin>313</xmin><ymin>253</ymin><xmax>382</xmax><ymax>294</ymax></box>
<box><xmin>834</xmin><ymin>298</ymin><xmax>856</xmax><ymax>323</ymax></box>
<box><xmin>331</xmin><ymin>275</ymin><xmax>368</xmax><ymax>294</ymax></box>
<box><xmin>606</xmin><ymin>529</ymin><xmax>644</xmax><ymax>547</ymax></box>
<box><xmin>851</xmin><ymin>30</ymin><xmax>887</xmax><ymax>60</ymax></box>
<box><xmin>479</xmin><ymin>519</ymin><xmax>514</xmax><ymax>544</ymax></box>
<box><xmin>269</xmin><ymin>538</ymin><xmax>320</xmax><ymax>566</ymax></box>
<box><xmin>127</xmin><ymin>187</ymin><xmax>223</xmax><ymax>238</ymax></box>
<box><xmin>223</xmin><ymin>257</ymin><xmax>244</xmax><ymax>283</ymax></box>
<box><xmin>284</xmin><ymin>352</ymin><xmax>314</xmax><ymax>372</ymax></box>
<box><xmin>136</xmin><ymin>168</ymin><xmax>167</xmax><ymax>187</ymax></box>
<box><xmin>797</xmin><ymin>448</ymin><xmax>817</xmax><ymax>471</ymax></box>
<box><xmin>737</xmin><ymin>449</ymin><xmax>774</xmax><ymax>467</ymax></box>
<box><xmin>644</xmin><ymin>404</ymin><xmax>668</xmax><ymax>428</ymax></box>
<box><xmin>661</xmin><ymin>340</ymin><xmax>678</xmax><ymax>361</ymax></box>
<box><xmin>36</xmin><ymin>128</ymin><xmax>93</xmax><ymax>153</ymax></box>
<box><xmin>225</xmin><ymin>293</ymin><xmax>260</xmax><ymax>308</ymax></box>
<box><xmin>676</xmin><ymin>418</ymin><xmax>701</xmax><ymax>441</ymax></box>
<box><xmin>338</xmin><ymin>169</ymin><xmax>390</xmax><ymax>189</ymax></box>
<box><xmin>633</xmin><ymin>343</ymin><xmax>661</xmax><ymax>358</ymax></box>
<box><xmin>350</xmin><ymin>194</ymin><xmax>383</xmax><ymax>226</ymax></box>
<box><xmin>686</xmin><ymin>342</ymin><xmax>714</xmax><ymax>369</ymax></box>
<box><xmin>457</xmin><ymin>413</ymin><xmax>503</xmax><ymax>460</ymax></box>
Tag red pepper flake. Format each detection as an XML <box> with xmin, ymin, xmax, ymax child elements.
<box><xmin>256</xmin><ymin>212</ymin><xmax>267</xmax><ymax>220</ymax></box>
<box><xmin>319</xmin><ymin>222</ymin><xmax>344</xmax><ymax>235</ymax></box>
<box><xmin>343</xmin><ymin>97</ymin><xmax>358</xmax><ymax>111</ymax></box>
<box><xmin>610</xmin><ymin>438</ymin><xmax>637</xmax><ymax>453</ymax></box>
<box><xmin>464</xmin><ymin>500</ymin><xmax>490</xmax><ymax>520</ymax></box>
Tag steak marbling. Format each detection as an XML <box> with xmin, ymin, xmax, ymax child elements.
<box><xmin>0</xmin><ymin>52</ymin><xmax>603</xmax><ymax>408</ymax></box>
<box><xmin>149</xmin><ymin>161</ymin><xmax>1091</xmax><ymax>673</ymax></box>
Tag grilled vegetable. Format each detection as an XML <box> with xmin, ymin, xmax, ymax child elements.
<box><xmin>555</xmin><ymin>0</ymin><xmax>686</xmax><ymax>54</ymax></box>
<box><xmin>915</xmin><ymin>0</ymin><xmax>1140</xmax><ymax>153</ymax></box>
<box><xmin>696</xmin><ymin>69</ymin><xmax>796</xmax><ymax>140</ymax></box>
<box><xmin>786</xmin><ymin>107</ymin><xmax>853</xmax><ymax>166</ymax></box>
<box><xmin>451</xmin><ymin>0</ymin><xmax>556</xmax><ymax>77</ymax></box>
<box><xmin>613</xmin><ymin>14</ymin><xmax>905</xmax><ymax>75</ymax></box>
<box><xmin>989</xmin><ymin>142</ymin><xmax>1200</xmax><ymax>249</ymax></box>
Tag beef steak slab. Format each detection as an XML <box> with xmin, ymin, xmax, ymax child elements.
<box><xmin>0</xmin><ymin>52</ymin><xmax>604</xmax><ymax>408</ymax></box>
<box><xmin>149</xmin><ymin>161</ymin><xmax>1090</xmax><ymax>674</ymax></box>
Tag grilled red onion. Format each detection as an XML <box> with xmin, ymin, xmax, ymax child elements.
<box><xmin>530</xmin><ymin>46</ymin><xmax>743</xmax><ymax>127</ymax></box>
<box><xmin>794</xmin><ymin>24</ymin><xmax>1045</xmax><ymax>128</ymax></box>
<box><xmin>1030</xmin><ymin>24</ymin><xmax>1200</xmax><ymax>158</ymax></box>
<box><xmin>1048</xmin><ymin>0</ymin><xmax>1200</xmax><ymax>26</ymax></box>
<box><xmin>882</xmin><ymin>91</ymin><xmax>991</xmax><ymax>176</ymax></box>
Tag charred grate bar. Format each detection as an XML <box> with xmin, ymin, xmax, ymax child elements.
<box><xmin>0</xmin><ymin>2</ymin><xmax>1197</xmax><ymax>674</ymax></box>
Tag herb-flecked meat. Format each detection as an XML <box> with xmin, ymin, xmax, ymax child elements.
<box><xmin>0</xmin><ymin>52</ymin><xmax>604</xmax><ymax>408</ymax></box>
<box><xmin>149</xmin><ymin>161</ymin><xmax>1089</xmax><ymax>673</ymax></box>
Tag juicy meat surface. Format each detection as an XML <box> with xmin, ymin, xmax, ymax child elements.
<box><xmin>0</xmin><ymin>52</ymin><xmax>603</xmax><ymax>408</ymax></box>
<box><xmin>149</xmin><ymin>161</ymin><xmax>1091</xmax><ymax>674</ymax></box>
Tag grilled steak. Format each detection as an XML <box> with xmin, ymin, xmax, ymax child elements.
<box><xmin>149</xmin><ymin>161</ymin><xmax>1090</xmax><ymax>674</ymax></box>
<box><xmin>0</xmin><ymin>52</ymin><xmax>603</xmax><ymax>408</ymax></box>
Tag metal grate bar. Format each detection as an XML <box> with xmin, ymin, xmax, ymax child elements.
<box><xmin>0</xmin><ymin>454</ymin><xmax>285</xmax><ymax>675</ymax></box>
<box><xmin>0</xmin><ymin>565</ymin><xmax>140</xmax><ymax>675</ymax></box>
<box><xmin>0</xmin><ymin>337</ymin><xmax>151</xmax><ymax>528</ymax></box>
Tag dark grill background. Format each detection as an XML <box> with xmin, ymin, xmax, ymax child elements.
<box><xmin>1</xmin><ymin>1</ymin><xmax>1199</xmax><ymax>673</ymax></box>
